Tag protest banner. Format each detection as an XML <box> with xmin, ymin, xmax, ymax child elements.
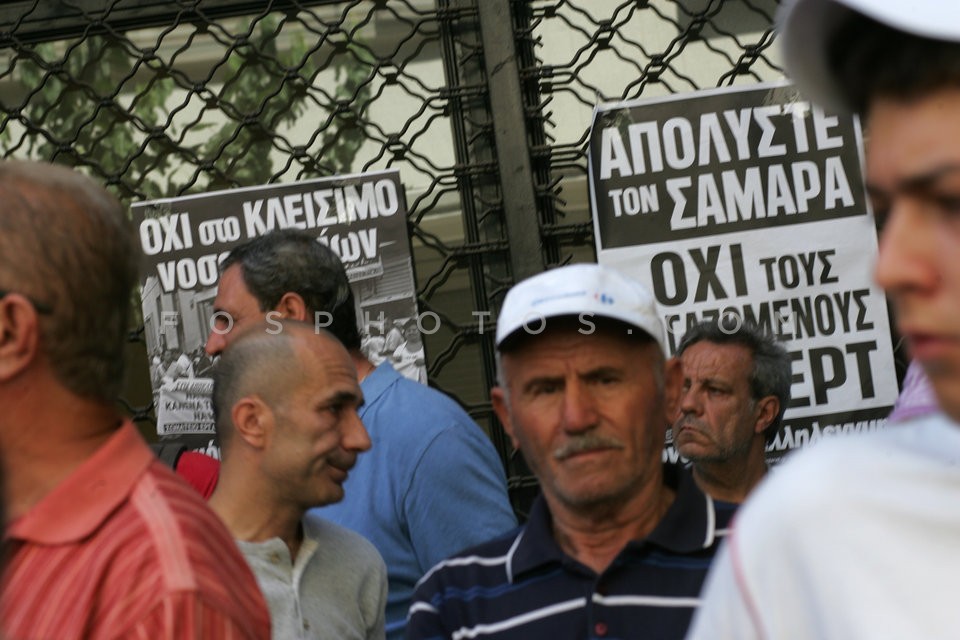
<box><xmin>133</xmin><ymin>170</ymin><xmax>421</xmax><ymax>452</ymax></box>
<box><xmin>588</xmin><ymin>83</ymin><xmax>899</xmax><ymax>462</ymax></box>
<box><xmin>155</xmin><ymin>378</ymin><xmax>215</xmax><ymax>436</ymax></box>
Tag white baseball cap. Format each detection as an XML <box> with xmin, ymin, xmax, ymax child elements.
<box><xmin>777</xmin><ymin>0</ymin><xmax>960</xmax><ymax>113</ymax></box>
<box><xmin>495</xmin><ymin>263</ymin><xmax>665</xmax><ymax>353</ymax></box>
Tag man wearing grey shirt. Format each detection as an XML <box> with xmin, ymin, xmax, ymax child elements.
<box><xmin>210</xmin><ymin>321</ymin><xmax>387</xmax><ymax>640</ymax></box>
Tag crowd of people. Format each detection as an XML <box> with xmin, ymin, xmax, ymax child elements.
<box><xmin>1</xmin><ymin>0</ymin><xmax>959</xmax><ymax>637</ymax></box>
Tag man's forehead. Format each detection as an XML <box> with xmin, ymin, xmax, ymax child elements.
<box><xmin>867</xmin><ymin>162</ymin><xmax>960</xmax><ymax>196</ymax></box>
<box><xmin>681</xmin><ymin>341</ymin><xmax>752</xmax><ymax>374</ymax></box>
<box><xmin>283</xmin><ymin>376</ymin><xmax>361</xmax><ymax>412</ymax></box>
<box><xmin>214</xmin><ymin>265</ymin><xmax>258</xmax><ymax>307</ymax></box>
<box><xmin>305</xmin><ymin>373</ymin><xmax>361</xmax><ymax>400</ymax></box>
<box><xmin>865</xmin><ymin>93</ymin><xmax>960</xmax><ymax>182</ymax></box>
<box><xmin>508</xmin><ymin>319</ymin><xmax>655</xmax><ymax>350</ymax></box>
<box><xmin>290</xmin><ymin>341</ymin><xmax>359</xmax><ymax>395</ymax></box>
<box><xmin>300</xmin><ymin>332</ymin><xmax>356</xmax><ymax>373</ymax></box>
<box><xmin>503</xmin><ymin>328</ymin><xmax>653</xmax><ymax>376</ymax></box>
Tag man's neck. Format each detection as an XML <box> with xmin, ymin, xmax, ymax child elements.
<box><xmin>691</xmin><ymin>448</ymin><xmax>768</xmax><ymax>504</ymax></box>
<box><xmin>350</xmin><ymin>351</ymin><xmax>376</xmax><ymax>383</ymax></box>
<box><xmin>1</xmin><ymin>374</ymin><xmax>121</xmax><ymax>522</ymax></box>
<box><xmin>209</xmin><ymin>462</ymin><xmax>305</xmax><ymax>559</ymax></box>
<box><xmin>547</xmin><ymin>483</ymin><xmax>676</xmax><ymax>574</ymax></box>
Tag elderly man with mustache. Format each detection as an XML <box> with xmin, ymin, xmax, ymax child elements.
<box><xmin>408</xmin><ymin>264</ymin><xmax>733</xmax><ymax>640</ymax></box>
<box><xmin>673</xmin><ymin>318</ymin><xmax>791</xmax><ymax>505</ymax></box>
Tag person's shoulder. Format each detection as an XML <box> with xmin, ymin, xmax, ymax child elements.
<box><xmin>304</xmin><ymin>512</ymin><xmax>385</xmax><ymax>567</ymax></box>
<box><xmin>137</xmin><ymin>460</ymin><xmax>227</xmax><ymax>526</ymax></box>
<box><xmin>132</xmin><ymin>462</ymin><xmax>262</xmax><ymax>587</ymax></box>
<box><xmin>415</xmin><ymin>525</ymin><xmax>524</xmax><ymax>589</ymax></box>
<box><xmin>174</xmin><ymin>451</ymin><xmax>220</xmax><ymax>499</ymax></box>
<box><xmin>738</xmin><ymin>418</ymin><xmax>955</xmax><ymax>528</ymax></box>
<box><xmin>372</xmin><ymin>368</ymin><xmax>479</xmax><ymax>430</ymax></box>
<box><xmin>782</xmin><ymin>414</ymin><xmax>958</xmax><ymax>477</ymax></box>
<box><xmin>110</xmin><ymin>462</ymin><xmax>269</xmax><ymax>632</ymax></box>
<box><xmin>455</xmin><ymin>524</ymin><xmax>524</xmax><ymax>557</ymax></box>
<box><xmin>386</xmin><ymin>371</ymin><xmax>461</xmax><ymax>408</ymax></box>
<box><xmin>749</xmin><ymin>433</ymin><xmax>860</xmax><ymax>499</ymax></box>
<box><xmin>880</xmin><ymin>412</ymin><xmax>960</xmax><ymax>458</ymax></box>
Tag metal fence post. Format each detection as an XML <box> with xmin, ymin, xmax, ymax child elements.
<box><xmin>476</xmin><ymin>0</ymin><xmax>545</xmax><ymax>282</ymax></box>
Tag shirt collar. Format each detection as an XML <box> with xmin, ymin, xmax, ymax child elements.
<box><xmin>644</xmin><ymin>463</ymin><xmax>716</xmax><ymax>553</ymax></box>
<box><xmin>7</xmin><ymin>421</ymin><xmax>154</xmax><ymax>545</ymax></box>
<box><xmin>507</xmin><ymin>494</ymin><xmax>566</xmax><ymax>579</ymax></box>
<box><xmin>508</xmin><ymin>464</ymin><xmax>715</xmax><ymax>579</ymax></box>
<box><xmin>358</xmin><ymin>361</ymin><xmax>402</xmax><ymax>417</ymax></box>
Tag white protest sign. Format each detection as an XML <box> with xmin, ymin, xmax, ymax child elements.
<box><xmin>589</xmin><ymin>83</ymin><xmax>898</xmax><ymax>460</ymax></box>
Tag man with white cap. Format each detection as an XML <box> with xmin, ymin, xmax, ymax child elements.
<box><xmin>407</xmin><ymin>263</ymin><xmax>733</xmax><ymax>640</ymax></box>
<box><xmin>688</xmin><ymin>1</ymin><xmax>960</xmax><ymax>637</ymax></box>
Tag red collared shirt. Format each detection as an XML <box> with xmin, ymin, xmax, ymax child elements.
<box><xmin>1</xmin><ymin>422</ymin><xmax>271</xmax><ymax>639</ymax></box>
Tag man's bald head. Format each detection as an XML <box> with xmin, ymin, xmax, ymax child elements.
<box><xmin>211</xmin><ymin>321</ymin><xmax>352</xmax><ymax>453</ymax></box>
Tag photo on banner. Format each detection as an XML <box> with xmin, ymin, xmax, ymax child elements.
<box><xmin>587</xmin><ymin>82</ymin><xmax>899</xmax><ymax>463</ymax></box>
<box><xmin>132</xmin><ymin>170</ymin><xmax>421</xmax><ymax>453</ymax></box>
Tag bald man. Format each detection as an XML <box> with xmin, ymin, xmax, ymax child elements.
<box><xmin>209</xmin><ymin>321</ymin><xmax>387</xmax><ymax>640</ymax></box>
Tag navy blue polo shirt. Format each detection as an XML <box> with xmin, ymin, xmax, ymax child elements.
<box><xmin>407</xmin><ymin>464</ymin><xmax>733</xmax><ymax>640</ymax></box>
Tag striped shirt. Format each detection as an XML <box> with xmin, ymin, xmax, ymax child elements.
<box><xmin>408</xmin><ymin>465</ymin><xmax>732</xmax><ymax>640</ymax></box>
<box><xmin>1</xmin><ymin>422</ymin><xmax>271</xmax><ymax>640</ymax></box>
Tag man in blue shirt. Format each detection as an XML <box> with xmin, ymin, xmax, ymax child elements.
<box><xmin>408</xmin><ymin>264</ymin><xmax>732</xmax><ymax>639</ymax></box>
<box><xmin>205</xmin><ymin>229</ymin><xmax>517</xmax><ymax>639</ymax></box>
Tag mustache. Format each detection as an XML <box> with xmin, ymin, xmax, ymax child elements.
<box><xmin>674</xmin><ymin>415</ymin><xmax>707</xmax><ymax>431</ymax></box>
<box><xmin>553</xmin><ymin>434</ymin><xmax>625</xmax><ymax>461</ymax></box>
<box><xmin>329</xmin><ymin>452</ymin><xmax>358</xmax><ymax>472</ymax></box>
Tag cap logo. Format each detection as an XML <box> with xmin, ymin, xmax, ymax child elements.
<box><xmin>595</xmin><ymin>292</ymin><xmax>615</xmax><ymax>305</ymax></box>
<box><xmin>530</xmin><ymin>290</ymin><xmax>586</xmax><ymax>306</ymax></box>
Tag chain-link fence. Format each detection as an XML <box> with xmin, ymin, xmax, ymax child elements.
<box><xmin>0</xmin><ymin>0</ymin><xmax>784</xmax><ymax>516</ymax></box>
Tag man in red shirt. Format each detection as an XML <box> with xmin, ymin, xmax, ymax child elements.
<box><xmin>0</xmin><ymin>161</ymin><xmax>270</xmax><ymax>639</ymax></box>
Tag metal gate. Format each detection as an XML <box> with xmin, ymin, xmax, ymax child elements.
<box><xmin>0</xmin><ymin>0</ymin><xmax>783</xmax><ymax>515</ymax></box>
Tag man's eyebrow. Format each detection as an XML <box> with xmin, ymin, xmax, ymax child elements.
<box><xmin>700</xmin><ymin>376</ymin><xmax>732</xmax><ymax>388</ymax></box>
<box><xmin>684</xmin><ymin>371</ymin><xmax>730</xmax><ymax>387</ymax></box>
<box><xmin>520</xmin><ymin>375</ymin><xmax>562</xmax><ymax>392</ymax></box>
<box><xmin>867</xmin><ymin>163</ymin><xmax>960</xmax><ymax>197</ymax></box>
<box><xmin>317</xmin><ymin>389</ymin><xmax>362</xmax><ymax>410</ymax></box>
<box><xmin>581</xmin><ymin>366</ymin><xmax>622</xmax><ymax>380</ymax></box>
<box><xmin>331</xmin><ymin>389</ymin><xmax>362</xmax><ymax>403</ymax></box>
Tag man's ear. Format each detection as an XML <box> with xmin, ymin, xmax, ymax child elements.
<box><xmin>0</xmin><ymin>295</ymin><xmax>40</xmax><ymax>382</ymax></box>
<box><xmin>230</xmin><ymin>396</ymin><xmax>272</xmax><ymax>449</ymax></box>
<box><xmin>754</xmin><ymin>396</ymin><xmax>780</xmax><ymax>435</ymax></box>
<box><xmin>662</xmin><ymin>356</ymin><xmax>683</xmax><ymax>423</ymax></box>
<box><xmin>491</xmin><ymin>386</ymin><xmax>520</xmax><ymax>450</ymax></box>
<box><xmin>274</xmin><ymin>292</ymin><xmax>309</xmax><ymax>322</ymax></box>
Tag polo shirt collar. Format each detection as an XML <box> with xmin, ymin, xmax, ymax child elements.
<box><xmin>506</xmin><ymin>493</ymin><xmax>566</xmax><ymax>579</ymax></box>
<box><xmin>507</xmin><ymin>463</ymin><xmax>715</xmax><ymax>580</ymax></box>
<box><xmin>7</xmin><ymin>421</ymin><xmax>154</xmax><ymax>545</ymax></box>
<box><xmin>359</xmin><ymin>362</ymin><xmax>401</xmax><ymax>417</ymax></box>
<box><xmin>643</xmin><ymin>463</ymin><xmax>716</xmax><ymax>553</ymax></box>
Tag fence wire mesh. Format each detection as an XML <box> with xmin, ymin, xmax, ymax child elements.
<box><xmin>0</xmin><ymin>0</ymin><xmax>784</xmax><ymax>516</ymax></box>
